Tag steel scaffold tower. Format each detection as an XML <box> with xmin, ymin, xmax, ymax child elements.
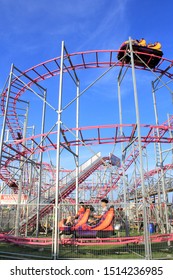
<box><xmin>0</xmin><ymin>39</ymin><xmax>173</xmax><ymax>259</ymax></box>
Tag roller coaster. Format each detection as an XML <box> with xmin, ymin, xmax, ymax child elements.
<box><xmin>0</xmin><ymin>38</ymin><xmax>173</xmax><ymax>259</ymax></box>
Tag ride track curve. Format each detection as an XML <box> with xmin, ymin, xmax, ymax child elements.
<box><xmin>1</xmin><ymin>47</ymin><xmax>173</xmax><ymax>198</ymax></box>
<box><xmin>1</xmin><ymin>232</ymin><xmax>173</xmax><ymax>247</ymax></box>
<box><xmin>1</xmin><ymin>48</ymin><xmax>173</xmax><ymax>140</ymax></box>
<box><xmin>127</xmin><ymin>163</ymin><xmax>173</xmax><ymax>200</ymax></box>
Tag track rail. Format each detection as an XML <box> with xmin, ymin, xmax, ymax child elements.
<box><xmin>1</xmin><ymin>233</ymin><xmax>173</xmax><ymax>247</ymax></box>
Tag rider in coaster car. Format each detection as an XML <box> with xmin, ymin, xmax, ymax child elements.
<box><xmin>65</xmin><ymin>202</ymin><xmax>86</xmax><ymax>226</ymax></box>
<box><xmin>138</xmin><ymin>38</ymin><xmax>147</xmax><ymax>47</ymax></box>
<box><xmin>87</xmin><ymin>198</ymin><xmax>109</xmax><ymax>225</ymax></box>
<box><xmin>147</xmin><ymin>41</ymin><xmax>162</xmax><ymax>50</ymax></box>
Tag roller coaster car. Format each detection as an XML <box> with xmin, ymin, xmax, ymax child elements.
<box><xmin>59</xmin><ymin>207</ymin><xmax>115</xmax><ymax>238</ymax></box>
<box><xmin>117</xmin><ymin>42</ymin><xmax>163</xmax><ymax>69</ymax></box>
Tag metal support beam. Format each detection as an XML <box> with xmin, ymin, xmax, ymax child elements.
<box><xmin>36</xmin><ymin>89</ymin><xmax>47</xmax><ymax>237</ymax></box>
<box><xmin>129</xmin><ymin>37</ymin><xmax>152</xmax><ymax>259</ymax></box>
<box><xmin>15</xmin><ymin>104</ymin><xmax>29</xmax><ymax>236</ymax></box>
<box><xmin>117</xmin><ymin>73</ymin><xmax>129</xmax><ymax>236</ymax></box>
<box><xmin>152</xmin><ymin>82</ymin><xmax>170</xmax><ymax>234</ymax></box>
<box><xmin>53</xmin><ymin>41</ymin><xmax>64</xmax><ymax>260</ymax></box>
<box><xmin>0</xmin><ymin>64</ymin><xmax>14</xmax><ymax>164</ymax></box>
<box><xmin>75</xmin><ymin>80</ymin><xmax>80</xmax><ymax>213</ymax></box>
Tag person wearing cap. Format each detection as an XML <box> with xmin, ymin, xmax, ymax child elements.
<box><xmin>87</xmin><ymin>198</ymin><xmax>109</xmax><ymax>225</ymax></box>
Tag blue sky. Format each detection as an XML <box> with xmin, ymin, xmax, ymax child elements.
<box><xmin>1</xmin><ymin>0</ymin><xmax>173</xmax><ymax>76</ymax></box>
<box><xmin>1</xmin><ymin>0</ymin><xmax>173</xmax><ymax>176</ymax></box>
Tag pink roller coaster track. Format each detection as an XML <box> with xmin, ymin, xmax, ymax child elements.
<box><xmin>1</xmin><ymin>48</ymin><xmax>173</xmax><ymax>142</ymax></box>
<box><xmin>1</xmin><ymin>233</ymin><xmax>173</xmax><ymax>247</ymax></box>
